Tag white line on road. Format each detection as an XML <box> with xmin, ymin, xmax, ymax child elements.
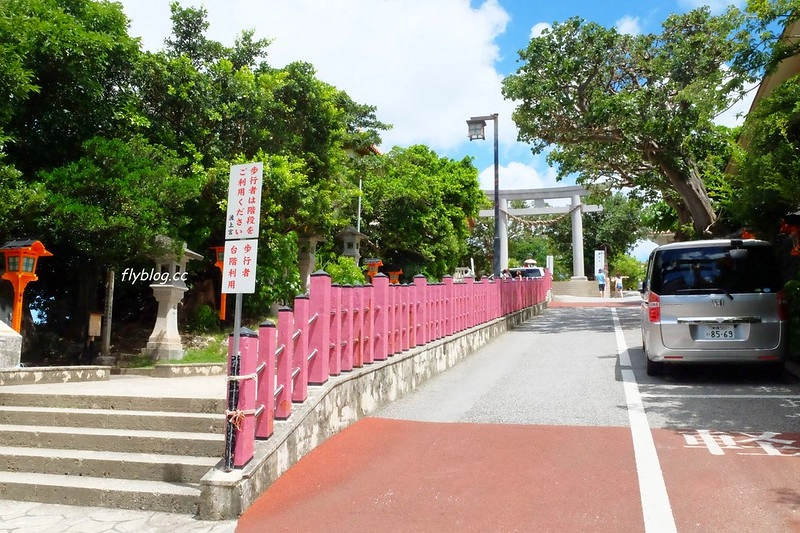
<box><xmin>640</xmin><ymin>394</ymin><xmax>800</xmax><ymax>399</ymax></box>
<box><xmin>612</xmin><ymin>309</ymin><xmax>677</xmax><ymax>533</ymax></box>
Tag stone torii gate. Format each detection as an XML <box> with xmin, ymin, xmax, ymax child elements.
<box><xmin>478</xmin><ymin>185</ymin><xmax>601</xmax><ymax>279</ymax></box>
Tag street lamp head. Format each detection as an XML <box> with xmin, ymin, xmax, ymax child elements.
<box><xmin>466</xmin><ymin>118</ymin><xmax>487</xmax><ymax>141</ymax></box>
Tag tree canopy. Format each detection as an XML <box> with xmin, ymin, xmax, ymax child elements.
<box><xmin>359</xmin><ymin>145</ymin><xmax>484</xmax><ymax>281</ymax></box>
<box><xmin>502</xmin><ymin>7</ymin><xmax>752</xmax><ymax>239</ymax></box>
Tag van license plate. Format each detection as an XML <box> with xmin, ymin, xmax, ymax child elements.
<box><xmin>701</xmin><ymin>324</ymin><xmax>735</xmax><ymax>339</ymax></box>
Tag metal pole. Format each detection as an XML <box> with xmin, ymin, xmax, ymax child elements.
<box><xmin>492</xmin><ymin>113</ymin><xmax>501</xmax><ymax>279</ymax></box>
<box><xmin>223</xmin><ymin>292</ymin><xmax>243</xmax><ymax>471</ymax></box>
<box><xmin>357</xmin><ymin>177</ymin><xmax>362</xmax><ymax>234</ymax></box>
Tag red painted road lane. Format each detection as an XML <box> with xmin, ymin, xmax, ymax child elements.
<box><xmin>237</xmin><ymin>418</ymin><xmax>642</xmax><ymax>532</ymax></box>
<box><xmin>654</xmin><ymin>429</ymin><xmax>800</xmax><ymax>532</ymax></box>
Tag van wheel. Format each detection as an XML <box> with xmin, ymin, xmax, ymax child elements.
<box><xmin>646</xmin><ymin>357</ymin><xmax>664</xmax><ymax>377</ymax></box>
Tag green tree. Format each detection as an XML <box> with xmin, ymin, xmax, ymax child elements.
<box><xmin>35</xmin><ymin>136</ymin><xmax>203</xmax><ymax>334</ymax></box>
<box><xmin>728</xmin><ymin>74</ymin><xmax>800</xmax><ymax>235</ymax></box>
<box><xmin>359</xmin><ymin>146</ymin><xmax>484</xmax><ymax>281</ymax></box>
<box><xmin>502</xmin><ymin>8</ymin><xmax>752</xmax><ymax>239</ymax></box>
<box><xmin>0</xmin><ymin>0</ymin><xmax>141</xmax><ymax>176</ymax></box>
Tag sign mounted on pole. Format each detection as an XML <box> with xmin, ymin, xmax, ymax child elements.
<box><xmin>221</xmin><ymin>239</ymin><xmax>258</xmax><ymax>294</ymax></box>
<box><xmin>222</xmin><ymin>162</ymin><xmax>263</xmax><ymax>471</ymax></box>
<box><xmin>226</xmin><ymin>163</ymin><xmax>263</xmax><ymax>240</ymax></box>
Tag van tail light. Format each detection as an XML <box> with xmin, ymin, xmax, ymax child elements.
<box><xmin>778</xmin><ymin>289</ymin><xmax>789</xmax><ymax>321</ymax></box>
<box><xmin>648</xmin><ymin>292</ymin><xmax>661</xmax><ymax>322</ymax></box>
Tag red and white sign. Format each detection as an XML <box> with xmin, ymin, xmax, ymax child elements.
<box><xmin>226</xmin><ymin>163</ymin><xmax>263</xmax><ymax>240</ymax></box>
<box><xmin>221</xmin><ymin>239</ymin><xmax>258</xmax><ymax>294</ymax></box>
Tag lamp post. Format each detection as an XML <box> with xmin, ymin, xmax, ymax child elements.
<box><xmin>0</xmin><ymin>239</ymin><xmax>52</xmax><ymax>333</ymax></box>
<box><xmin>466</xmin><ymin>113</ymin><xmax>500</xmax><ymax>279</ymax></box>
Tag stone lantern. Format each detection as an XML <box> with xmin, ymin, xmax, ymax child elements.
<box><xmin>141</xmin><ymin>236</ymin><xmax>202</xmax><ymax>361</ymax></box>
<box><xmin>336</xmin><ymin>225</ymin><xmax>367</xmax><ymax>264</ymax></box>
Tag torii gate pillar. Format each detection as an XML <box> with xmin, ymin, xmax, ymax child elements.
<box><xmin>570</xmin><ymin>194</ymin><xmax>587</xmax><ymax>280</ymax></box>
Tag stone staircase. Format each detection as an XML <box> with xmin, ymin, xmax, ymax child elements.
<box><xmin>0</xmin><ymin>388</ymin><xmax>226</xmax><ymax>514</ymax></box>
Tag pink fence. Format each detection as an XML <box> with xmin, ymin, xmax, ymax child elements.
<box><xmin>222</xmin><ymin>272</ymin><xmax>551</xmax><ymax>468</ymax></box>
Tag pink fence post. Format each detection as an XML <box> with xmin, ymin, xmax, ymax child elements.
<box><xmin>256</xmin><ymin>320</ymin><xmax>276</xmax><ymax>439</ymax></box>
<box><xmin>372</xmin><ymin>273</ymin><xmax>390</xmax><ymax>360</ymax></box>
<box><xmin>465</xmin><ymin>276</ymin><xmax>475</xmax><ymax>328</ymax></box>
<box><xmin>413</xmin><ymin>275</ymin><xmax>427</xmax><ymax>345</ymax></box>
<box><xmin>400</xmin><ymin>284</ymin><xmax>410</xmax><ymax>352</ymax></box>
<box><xmin>435</xmin><ymin>282</ymin><xmax>444</xmax><ymax>340</ymax></box>
<box><xmin>408</xmin><ymin>281</ymin><xmax>418</xmax><ymax>349</ymax></box>
<box><xmin>308</xmin><ymin>271</ymin><xmax>332</xmax><ymax>384</ymax></box>
<box><xmin>443</xmin><ymin>277</ymin><xmax>455</xmax><ymax>336</ymax></box>
<box><xmin>494</xmin><ymin>279</ymin><xmax>502</xmax><ymax>319</ymax></box>
<box><xmin>361</xmin><ymin>284</ymin><xmax>374</xmax><ymax>364</ymax></box>
<box><xmin>329</xmin><ymin>284</ymin><xmax>342</xmax><ymax>376</ymax></box>
<box><xmin>227</xmin><ymin>329</ymin><xmax>258</xmax><ymax>468</ymax></box>
<box><xmin>275</xmin><ymin>308</ymin><xmax>293</xmax><ymax>419</ymax></box>
<box><xmin>387</xmin><ymin>284</ymin><xmax>397</xmax><ymax>356</ymax></box>
<box><xmin>341</xmin><ymin>285</ymin><xmax>354</xmax><ymax>371</ymax></box>
<box><xmin>292</xmin><ymin>295</ymin><xmax>309</xmax><ymax>402</ymax></box>
<box><xmin>352</xmin><ymin>285</ymin><xmax>363</xmax><ymax>367</ymax></box>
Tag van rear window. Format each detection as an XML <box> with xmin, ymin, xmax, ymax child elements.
<box><xmin>650</xmin><ymin>244</ymin><xmax>782</xmax><ymax>295</ymax></box>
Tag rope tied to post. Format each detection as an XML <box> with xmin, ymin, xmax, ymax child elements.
<box><xmin>225</xmin><ymin>408</ymin><xmax>256</xmax><ymax>430</ymax></box>
<box><xmin>225</xmin><ymin>372</ymin><xmax>259</xmax><ymax>429</ymax></box>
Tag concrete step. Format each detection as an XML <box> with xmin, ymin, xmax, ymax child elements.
<box><xmin>0</xmin><ymin>424</ymin><xmax>224</xmax><ymax>457</ymax></box>
<box><xmin>0</xmin><ymin>470</ymin><xmax>200</xmax><ymax>514</ymax></box>
<box><xmin>0</xmin><ymin>446</ymin><xmax>219</xmax><ymax>483</ymax></box>
<box><xmin>0</xmin><ymin>381</ymin><xmax>227</xmax><ymax>513</ymax></box>
<box><xmin>0</xmin><ymin>392</ymin><xmax>224</xmax><ymax>413</ymax></box>
<box><xmin>0</xmin><ymin>405</ymin><xmax>225</xmax><ymax>433</ymax></box>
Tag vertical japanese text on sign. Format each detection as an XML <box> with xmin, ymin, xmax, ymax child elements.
<box><xmin>226</xmin><ymin>163</ymin><xmax>263</xmax><ymax>240</ymax></box>
<box><xmin>221</xmin><ymin>239</ymin><xmax>258</xmax><ymax>294</ymax></box>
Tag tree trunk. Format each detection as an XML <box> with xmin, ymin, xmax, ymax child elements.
<box><xmin>102</xmin><ymin>268</ymin><xmax>114</xmax><ymax>358</ymax></box>
<box><xmin>654</xmin><ymin>156</ymin><xmax>721</xmax><ymax>238</ymax></box>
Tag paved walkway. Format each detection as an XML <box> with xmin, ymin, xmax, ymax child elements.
<box><xmin>0</xmin><ymin>500</ymin><xmax>237</xmax><ymax>533</ymax></box>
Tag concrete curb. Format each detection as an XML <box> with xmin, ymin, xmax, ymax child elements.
<box><xmin>0</xmin><ymin>366</ymin><xmax>111</xmax><ymax>386</ymax></box>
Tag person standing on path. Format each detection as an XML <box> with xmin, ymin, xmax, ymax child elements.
<box><xmin>596</xmin><ymin>269</ymin><xmax>606</xmax><ymax>297</ymax></box>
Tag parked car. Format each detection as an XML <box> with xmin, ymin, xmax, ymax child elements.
<box><xmin>640</xmin><ymin>239</ymin><xmax>788</xmax><ymax>376</ymax></box>
<box><xmin>508</xmin><ymin>266</ymin><xmax>545</xmax><ymax>279</ymax></box>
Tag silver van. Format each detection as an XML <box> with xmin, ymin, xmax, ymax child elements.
<box><xmin>640</xmin><ymin>239</ymin><xmax>788</xmax><ymax>376</ymax></box>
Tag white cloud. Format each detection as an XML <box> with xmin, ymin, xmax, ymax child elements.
<box><xmin>119</xmin><ymin>0</ymin><xmax>511</xmax><ymax>154</ymax></box>
<box><xmin>530</xmin><ymin>22</ymin><xmax>551</xmax><ymax>39</ymax></box>
<box><xmin>615</xmin><ymin>16</ymin><xmax>641</xmax><ymax>35</ymax></box>
<box><xmin>478</xmin><ymin>161</ymin><xmax>560</xmax><ymax>191</ymax></box>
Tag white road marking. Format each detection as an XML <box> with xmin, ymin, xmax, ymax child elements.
<box><xmin>613</xmin><ymin>309</ymin><xmax>677</xmax><ymax>533</ymax></box>
<box><xmin>640</xmin><ymin>394</ymin><xmax>800</xmax><ymax>399</ymax></box>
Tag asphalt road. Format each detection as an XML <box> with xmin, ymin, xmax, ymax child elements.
<box><xmin>237</xmin><ymin>305</ymin><xmax>800</xmax><ymax>532</ymax></box>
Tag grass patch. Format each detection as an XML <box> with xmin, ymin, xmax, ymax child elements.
<box><xmin>181</xmin><ymin>340</ymin><xmax>228</xmax><ymax>364</ymax></box>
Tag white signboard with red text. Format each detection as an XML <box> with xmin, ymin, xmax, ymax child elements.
<box><xmin>225</xmin><ymin>163</ymin><xmax>263</xmax><ymax>240</ymax></box>
<box><xmin>221</xmin><ymin>239</ymin><xmax>258</xmax><ymax>294</ymax></box>
<box><xmin>223</xmin><ymin>163</ymin><xmax>263</xmax><ymax>294</ymax></box>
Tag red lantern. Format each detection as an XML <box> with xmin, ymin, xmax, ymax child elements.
<box><xmin>1</xmin><ymin>240</ymin><xmax>53</xmax><ymax>332</ymax></box>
